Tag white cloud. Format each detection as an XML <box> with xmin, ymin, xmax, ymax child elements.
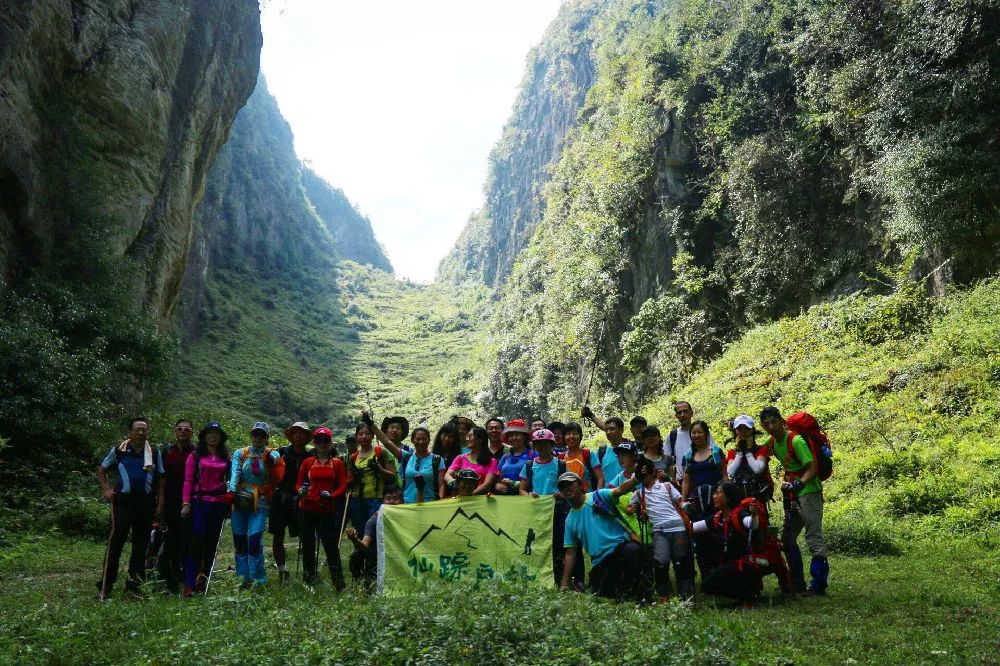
<box><xmin>260</xmin><ymin>0</ymin><xmax>564</xmax><ymax>282</ymax></box>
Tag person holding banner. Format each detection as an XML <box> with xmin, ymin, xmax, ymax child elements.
<box><xmin>444</xmin><ymin>427</ymin><xmax>498</xmax><ymax>496</ymax></box>
<box><xmin>520</xmin><ymin>430</ymin><xmax>584</xmax><ymax>588</ymax></box>
<box><xmin>346</xmin><ymin>486</ymin><xmax>403</xmax><ymax>592</ymax></box>
<box><xmin>558</xmin><ymin>471</ymin><xmax>642</xmax><ymax>600</ymax></box>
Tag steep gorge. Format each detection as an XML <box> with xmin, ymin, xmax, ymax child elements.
<box><xmin>445</xmin><ymin>0</ymin><xmax>1000</xmax><ymax>417</ymax></box>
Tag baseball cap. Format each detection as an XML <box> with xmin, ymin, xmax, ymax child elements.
<box><xmin>557</xmin><ymin>471</ymin><xmax>582</xmax><ymax>487</ymax></box>
<box><xmin>613</xmin><ymin>441</ymin><xmax>639</xmax><ymax>456</ymax></box>
<box><xmin>733</xmin><ymin>415</ymin><xmax>755</xmax><ymax>430</ymax></box>
<box><xmin>251</xmin><ymin>422</ymin><xmax>270</xmax><ymax>434</ymax></box>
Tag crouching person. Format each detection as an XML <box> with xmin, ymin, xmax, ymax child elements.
<box><xmin>346</xmin><ymin>486</ymin><xmax>403</xmax><ymax>592</ymax></box>
<box><xmin>694</xmin><ymin>481</ymin><xmax>792</xmax><ymax>609</ymax></box>
<box><xmin>558</xmin><ymin>471</ymin><xmax>642</xmax><ymax>601</ymax></box>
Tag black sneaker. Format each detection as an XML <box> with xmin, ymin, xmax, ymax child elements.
<box><xmin>240</xmin><ymin>579</ymin><xmax>253</xmax><ymax>591</ymax></box>
<box><xmin>278</xmin><ymin>570</ymin><xmax>290</xmax><ymax>583</ymax></box>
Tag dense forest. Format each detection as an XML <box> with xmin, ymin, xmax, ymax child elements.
<box><xmin>441</xmin><ymin>0</ymin><xmax>1000</xmax><ymax>417</ymax></box>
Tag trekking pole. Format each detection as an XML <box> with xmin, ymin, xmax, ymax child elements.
<box><xmin>295</xmin><ymin>506</ymin><xmax>304</xmax><ymax>577</ymax></box>
<box><xmin>583</xmin><ymin>321</ymin><xmax>607</xmax><ymax>408</ymax></box>
<box><xmin>338</xmin><ymin>491</ymin><xmax>353</xmax><ymax>543</ymax></box>
<box><xmin>204</xmin><ymin>516</ymin><xmax>228</xmax><ymax>596</ymax></box>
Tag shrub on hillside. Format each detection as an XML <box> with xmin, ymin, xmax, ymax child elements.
<box><xmin>824</xmin><ymin>518</ymin><xmax>901</xmax><ymax>557</ymax></box>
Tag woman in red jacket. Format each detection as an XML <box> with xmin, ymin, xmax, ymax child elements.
<box><xmin>295</xmin><ymin>427</ymin><xmax>348</xmax><ymax>589</ymax></box>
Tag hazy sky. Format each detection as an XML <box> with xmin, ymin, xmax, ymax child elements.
<box><xmin>260</xmin><ymin>0</ymin><xmax>564</xmax><ymax>282</ymax></box>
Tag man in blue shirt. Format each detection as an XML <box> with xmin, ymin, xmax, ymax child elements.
<box><xmin>97</xmin><ymin>417</ymin><xmax>165</xmax><ymax>600</ymax></box>
<box><xmin>559</xmin><ymin>471</ymin><xmax>642</xmax><ymax>600</ymax></box>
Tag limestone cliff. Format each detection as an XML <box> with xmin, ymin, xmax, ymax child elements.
<box><xmin>436</xmin><ymin>0</ymin><xmax>603</xmax><ymax>286</ymax></box>
<box><xmin>0</xmin><ymin>0</ymin><xmax>263</xmax><ymax>324</ymax></box>
<box><xmin>179</xmin><ymin>78</ymin><xmax>392</xmax><ymax>340</ymax></box>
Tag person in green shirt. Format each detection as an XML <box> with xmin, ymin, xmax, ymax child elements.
<box><xmin>760</xmin><ymin>406</ymin><xmax>829</xmax><ymax>596</ymax></box>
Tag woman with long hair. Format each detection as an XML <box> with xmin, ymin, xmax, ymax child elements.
<box><xmin>444</xmin><ymin>426</ymin><xmax>498</xmax><ymax>496</ymax></box>
<box><xmin>431</xmin><ymin>421</ymin><xmax>465</xmax><ymax>469</ymax></box>
<box><xmin>681</xmin><ymin>420</ymin><xmax>727</xmax><ymax>580</ymax></box>
<box><xmin>693</xmin><ymin>480</ymin><xmax>791</xmax><ymax>608</ymax></box>
<box><xmin>346</xmin><ymin>420</ymin><xmax>397</xmax><ymax>532</ymax></box>
<box><xmin>180</xmin><ymin>422</ymin><xmax>231</xmax><ymax>597</ymax></box>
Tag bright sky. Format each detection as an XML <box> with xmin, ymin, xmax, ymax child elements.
<box><xmin>260</xmin><ymin>0</ymin><xmax>564</xmax><ymax>282</ymax></box>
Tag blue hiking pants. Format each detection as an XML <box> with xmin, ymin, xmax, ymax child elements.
<box><xmin>232</xmin><ymin>501</ymin><xmax>268</xmax><ymax>584</ymax></box>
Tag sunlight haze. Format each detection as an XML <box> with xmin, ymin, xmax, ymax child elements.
<box><xmin>261</xmin><ymin>0</ymin><xmax>565</xmax><ymax>282</ymax></box>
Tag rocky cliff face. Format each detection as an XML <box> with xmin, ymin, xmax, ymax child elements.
<box><xmin>0</xmin><ymin>0</ymin><xmax>263</xmax><ymax>324</ymax></box>
<box><xmin>301</xmin><ymin>166</ymin><xmax>392</xmax><ymax>273</ymax></box>
<box><xmin>179</xmin><ymin>78</ymin><xmax>392</xmax><ymax>341</ymax></box>
<box><xmin>436</xmin><ymin>0</ymin><xmax>603</xmax><ymax>286</ymax></box>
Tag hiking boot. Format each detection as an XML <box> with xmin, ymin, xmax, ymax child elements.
<box><xmin>303</xmin><ymin>571</ymin><xmax>317</xmax><ymax>586</ymax></box>
<box><xmin>194</xmin><ymin>574</ymin><xmax>207</xmax><ymax>594</ymax></box>
<box><xmin>802</xmin><ymin>588</ymin><xmax>826</xmax><ymax>597</ymax></box>
<box><xmin>182</xmin><ymin>585</ymin><xmax>194</xmax><ymax>598</ymax></box>
<box><xmin>240</xmin><ymin>579</ymin><xmax>253</xmax><ymax>591</ymax></box>
<box><xmin>278</xmin><ymin>570</ymin><xmax>290</xmax><ymax>583</ymax></box>
<box><xmin>739</xmin><ymin>601</ymin><xmax>757</xmax><ymax>611</ymax></box>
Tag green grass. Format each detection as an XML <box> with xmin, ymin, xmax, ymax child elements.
<box><xmin>638</xmin><ymin>278</ymin><xmax>1000</xmax><ymax>539</ymax></box>
<box><xmin>155</xmin><ymin>261</ymin><xmax>489</xmax><ymax>445</ymax></box>
<box><xmin>0</xmin><ymin>531</ymin><xmax>995</xmax><ymax>665</ymax></box>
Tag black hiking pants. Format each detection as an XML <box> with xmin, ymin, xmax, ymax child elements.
<box><xmin>99</xmin><ymin>494</ymin><xmax>155</xmax><ymax>596</ymax></box>
<box><xmin>702</xmin><ymin>561</ymin><xmax>769</xmax><ymax>603</ymax></box>
<box><xmin>158</xmin><ymin>501</ymin><xmax>186</xmax><ymax>592</ymax></box>
<box><xmin>552</xmin><ymin>500</ymin><xmax>585</xmax><ymax>588</ymax></box>
<box><xmin>589</xmin><ymin>540</ymin><xmax>644</xmax><ymax>601</ymax></box>
<box><xmin>301</xmin><ymin>508</ymin><xmax>345</xmax><ymax>590</ymax></box>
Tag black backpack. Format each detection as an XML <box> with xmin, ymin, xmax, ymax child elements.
<box><xmin>401</xmin><ymin>451</ymin><xmax>442</xmax><ymax>490</ymax></box>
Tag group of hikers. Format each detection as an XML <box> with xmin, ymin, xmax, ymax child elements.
<box><xmin>96</xmin><ymin>401</ymin><xmax>832</xmax><ymax>609</ymax></box>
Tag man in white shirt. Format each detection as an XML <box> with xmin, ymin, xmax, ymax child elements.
<box><xmin>668</xmin><ymin>401</ymin><xmax>715</xmax><ymax>484</ymax></box>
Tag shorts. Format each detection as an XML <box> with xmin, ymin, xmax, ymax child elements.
<box><xmin>268</xmin><ymin>493</ymin><xmax>300</xmax><ymax>538</ymax></box>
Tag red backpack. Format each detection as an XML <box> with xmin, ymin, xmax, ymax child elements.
<box><xmin>781</xmin><ymin>412</ymin><xmax>833</xmax><ymax>481</ymax></box>
<box><xmin>728</xmin><ymin>498</ymin><xmax>793</xmax><ymax>591</ymax></box>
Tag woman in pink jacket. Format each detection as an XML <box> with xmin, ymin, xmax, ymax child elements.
<box><xmin>180</xmin><ymin>422</ymin><xmax>231</xmax><ymax>597</ymax></box>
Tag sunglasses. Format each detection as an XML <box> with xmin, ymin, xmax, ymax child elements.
<box><xmin>314</xmin><ymin>437</ymin><xmax>332</xmax><ymax>444</ymax></box>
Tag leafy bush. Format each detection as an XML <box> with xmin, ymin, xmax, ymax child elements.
<box><xmin>824</xmin><ymin>518</ymin><xmax>901</xmax><ymax>557</ymax></box>
<box><xmin>52</xmin><ymin>498</ymin><xmax>109</xmax><ymax>541</ymax></box>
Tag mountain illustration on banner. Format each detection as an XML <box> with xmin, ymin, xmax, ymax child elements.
<box><xmin>407</xmin><ymin>506</ymin><xmax>521</xmax><ymax>554</ymax></box>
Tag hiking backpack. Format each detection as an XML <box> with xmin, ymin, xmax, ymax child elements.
<box><xmin>522</xmin><ymin>458</ymin><xmax>567</xmax><ymax>490</ymax></box>
<box><xmin>779</xmin><ymin>412</ymin><xmax>833</xmax><ymax>481</ymax></box>
<box><xmin>400</xmin><ymin>451</ymin><xmax>442</xmax><ymax>488</ymax></box>
<box><xmin>238</xmin><ymin>446</ymin><xmax>278</xmax><ymax>486</ymax></box>
<box><xmin>725</xmin><ymin>497</ymin><xmax>793</xmax><ymax>590</ymax></box>
<box><xmin>581</xmin><ymin>450</ymin><xmax>601</xmax><ymax>490</ymax></box>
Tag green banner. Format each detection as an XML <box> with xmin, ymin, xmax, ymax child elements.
<box><xmin>377</xmin><ymin>495</ymin><xmax>554</xmax><ymax>594</ymax></box>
